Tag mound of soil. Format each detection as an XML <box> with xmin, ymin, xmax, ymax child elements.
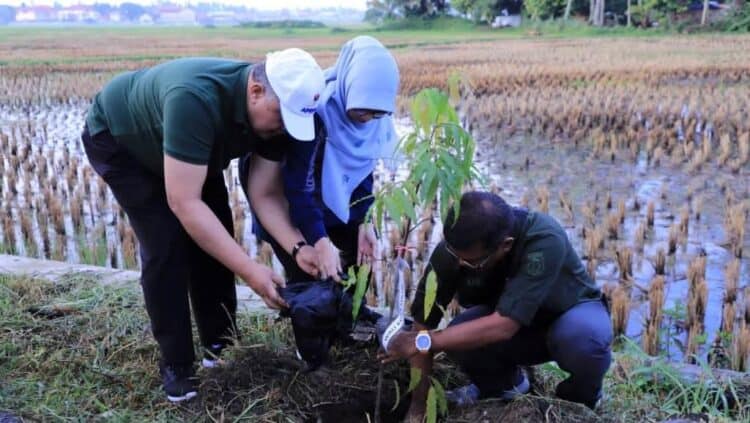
<box><xmin>452</xmin><ymin>396</ymin><xmax>606</xmax><ymax>423</ymax></box>
<box><xmin>188</xmin><ymin>342</ymin><xmax>410</xmax><ymax>422</ymax></box>
<box><xmin>180</xmin><ymin>341</ymin><xmax>609</xmax><ymax>422</ymax></box>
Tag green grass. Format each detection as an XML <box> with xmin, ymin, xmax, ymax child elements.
<box><xmin>4</xmin><ymin>12</ymin><xmax>742</xmax><ymax>48</ymax></box>
<box><xmin>0</xmin><ymin>21</ymin><xmax>662</xmax><ymax>41</ymax></box>
<box><xmin>0</xmin><ymin>273</ymin><xmax>178</xmax><ymax>420</ymax></box>
<box><xmin>1</xmin><ymin>272</ymin><xmax>748</xmax><ymax>421</ymax></box>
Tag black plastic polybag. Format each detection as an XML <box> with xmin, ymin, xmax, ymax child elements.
<box><xmin>279</xmin><ymin>280</ymin><xmax>354</xmax><ymax>370</ymax></box>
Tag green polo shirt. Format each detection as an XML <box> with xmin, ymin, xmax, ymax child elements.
<box><xmin>411</xmin><ymin>209</ymin><xmax>601</xmax><ymax>329</ymax></box>
<box><xmin>86</xmin><ymin>57</ymin><xmax>287</xmax><ymax>176</ymax></box>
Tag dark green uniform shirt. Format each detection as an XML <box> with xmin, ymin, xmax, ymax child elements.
<box><xmin>411</xmin><ymin>209</ymin><xmax>601</xmax><ymax>329</ymax></box>
<box><xmin>86</xmin><ymin>57</ymin><xmax>287</xmax><ymax>176</ymax></box>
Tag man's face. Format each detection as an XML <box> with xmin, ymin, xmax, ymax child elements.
<box><xmin>445</xmin><ymin>238</ymin><xmax>514</xmax><ymax>272</ymax></box>
<box><xmin>247</xmin><ymin>82</ymin><xmax>284</xmax><ymax>139</ymax></box>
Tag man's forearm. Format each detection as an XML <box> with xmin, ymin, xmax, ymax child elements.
<box><xmin>431</xmin><ymin>312</ymin><xmax>519</xmax><ymax>352</ymax></box>
<box><xmin>250</xmin><ymin>189</ymin><xmax>305</xmax><ymax>254</ymax></box>
<box><xmin>172</xmin><ymin>198</ymin><xmax>257</xmax><ymax>280</ymax></box>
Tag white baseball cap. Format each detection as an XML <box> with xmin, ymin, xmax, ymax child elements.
<box><xmin>266</xmin><ymin>48</ymin><xmax>325</xmax><ymax>141</ymax></box>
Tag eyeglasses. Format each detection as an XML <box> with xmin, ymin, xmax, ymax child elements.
<box><xmin>444</xmin><ymin>243</ymin><xmax>494</xmax><ymax>271</ymax></box>
<box><xmin>349</xmin><ymin>109</ymin><xmax>391</xmax><ymax>120</ymax></box>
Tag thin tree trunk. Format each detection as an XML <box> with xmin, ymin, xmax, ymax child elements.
<box><xmin>595</xmin><ymin>0</ymin><xmax>601</xmax><ymax>26</ymax></box>
<box><xmin>701</xmin><ymin>0</ymin><xmax>709</xmax><ymax>26</ymax></box>
<box><xmin>593</xmin><ymin>0</ymin><xmax>605</xmax><ymax>26</ymax></box>
<box><xmin>627</xmin><ymin>0</ymin><xmax>631</xmax><ymax>26</ymax></box>
<box><xmin>565</xmin><ymin>0</ymin><xmax>574</xmax><ymax>20</ymax></box>
<box><xmin>590</xmin><ymin>0</ymin><xmax>596</xmax><ymax>23</ymax></box>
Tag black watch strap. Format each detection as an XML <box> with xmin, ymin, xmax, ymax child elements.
<box><xmin>291</xmin><ymin>241</ymin><xmax>307</xmax><ymax>260</ymax></box>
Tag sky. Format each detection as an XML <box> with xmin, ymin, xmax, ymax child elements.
<box><xmin>3</xmin><ymin>0</ymin><xmax>368</xmax><ymax>9</ymax></box>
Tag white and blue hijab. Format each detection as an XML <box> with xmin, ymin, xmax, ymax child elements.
<box><xmin>317</xmin><ymin>35</ymin><xmax>400</xmax><ymax>223</ymax></box>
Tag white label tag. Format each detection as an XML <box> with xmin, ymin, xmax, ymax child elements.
<box><xmin>381</xmin><ymin>315</ymin><xmax>404</xmax><ymax>352</ymax></box>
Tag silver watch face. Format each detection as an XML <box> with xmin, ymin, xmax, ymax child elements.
<box><xmin>416</xmin><ymin>333</ymin><xmax>431</xmax><ymax>351</ymax></box>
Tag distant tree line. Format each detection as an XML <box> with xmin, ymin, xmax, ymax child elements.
<box><xmin>365</xmin><ymin>0</ymin><xmax>749</xmax><ymax>29</ymax></box>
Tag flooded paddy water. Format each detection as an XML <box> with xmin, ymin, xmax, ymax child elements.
<box><xmin>1</xmin><ymin>35</ymin><xmax>750</xmax><ymax>422</ymax></box>
<box><xmin>473</xmin><ymin>126</ymin><xmax>749</xmax><ymax>363</ymax></box>
<box><xmin>1</xmin><ymin>97</ymin><xmax>747</xmax><ymax>369</ymax></box>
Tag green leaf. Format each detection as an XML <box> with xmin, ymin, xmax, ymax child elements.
<box><xmin>430</xmin><ymin>378</ymin><xmax>448</xmax><ymax>416</ymax></box>
<box><xmin>407</xmin><ymin>367</ymin><xmax>422</xmax><ymax>393</ymax></box>
<box><xmin>423</xmin><ymin>171</ymin><xmax>439</xmax><ymax>207</ymax></box>
<box><xmin>404</xmin><ymin>184</ymin><xmax>419</xmax><ymax>222</ymax></box>
<box><xmin>373</xmin><ymin>198</ymin><xmax>385</xmax><ymax>235</ymax></box>
<box><xmin>423</xmin><ymin>270</ymin><xmax>437</xmax><ymax>322</ymax></box>
<box><xmin>339</xmin><ymin>266</ymin><xmax>357</xmax><ymax>290</ymax></box>
<box><xmin>351</xmin><ymin>263</ymin><xmax>370</xmax><ymax>321</ymax></box>
<box><xmin>391</xmin><ymin>379</ymin><xmax>401</xmax><ymax>412</ymax></box>
<box><xmin>357</xmin><ymin>262</ymin><xmax>370</xmax><ymax>285</ymax></box>
<box><xmin>393</xmin><ymin>187</ymin><xmax>415</xmax><ymax>223</ymax></box>
<box><xmin>383</xmin><ymin>195</ymin><xmax>402</xmax><ymax>225</ymax></box>
<box><xmin>426</xmin><ymin>385</ymin><xmax>437</xmax><ymax>423</ymax></box>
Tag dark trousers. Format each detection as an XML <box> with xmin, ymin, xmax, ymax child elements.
<box><xmin>448</xmin><ymin>299</ymin><xmax>612</xmax><ymax>406</ymax></box>
<box><xmin>81</xmin><ymin>126</ymin><xmax>238</xmax><ymax>367</ymax></box>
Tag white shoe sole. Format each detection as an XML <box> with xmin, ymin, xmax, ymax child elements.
<box><xmin>500</xmin><ymin>372</ymin><xmax>530</xmax><ymax>400</ymax></box>
<box><xmin>167</xmin><ymin>391</ymin><xmax>197</xmax><ymax>403</ymax></box>
<box><xmin>201</xmin><ymin>358</ymin><xmax>219</xmax><ymax>369</ymax></box>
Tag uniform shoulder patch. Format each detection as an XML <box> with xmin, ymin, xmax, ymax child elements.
<box><xmin>525</xmin><ymin>251</ymin><xmax>545</xmax><ymax>276</ymax></box>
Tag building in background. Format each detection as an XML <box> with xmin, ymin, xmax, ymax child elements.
<box><xmin>156</xmin><ymin>6</ymin><xmax>197</xmax><ymax>25</ymax></box>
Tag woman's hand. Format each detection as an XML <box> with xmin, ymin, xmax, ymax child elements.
<box><xmin>357</xmin><ymin>223</ymin><xmax>377</xmax><ymax>266</ymax></box>
<box><xmin>314</xmin><ymin>237</ymin><xmax>342</xmax><ymax>281</ymax></box>
<box><xmin>294</xmin><ymin>244</ymin><xmax>320</xmax><ymax>277</ymax></box>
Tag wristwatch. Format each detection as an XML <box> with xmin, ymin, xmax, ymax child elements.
<box><xmin>415</xmin><ymin>330</ymin><xmax>432</xmax><ymax>353</ymax></box>
<box><xmin>291</xmin><ymin>241</ymin><xmax>306</xmax><ymax>261</ymax></box>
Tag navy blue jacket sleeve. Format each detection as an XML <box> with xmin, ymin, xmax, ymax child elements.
<box><xmin>283</xmin><ymin>138</ymin><xmax>327</xmax><ymax>245</ymax></box>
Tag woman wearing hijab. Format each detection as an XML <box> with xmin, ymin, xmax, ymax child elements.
<box><xmin>245</xmin><ymin>35</ymin><xmax>399</xmax><ymax>280</ymax></box>
<box><xmin>242</xmin><ymin>36</ymin><xmax>399</xmax><ymax>366</ymax></box>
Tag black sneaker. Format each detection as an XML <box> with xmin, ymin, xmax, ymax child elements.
<box><xmin>556</xmin><ymin>379</ymin><xmax>603</xmax><ymax>410</ymax></box>
<box><xmin>160</xmin><ymin>364</ymin><xmax>198</xmax><ymax>403</ymax></box>
<box><xmin>446</xmin><ymin>369</ymin><xmax>530</xmax><ymax>407</ymax></box>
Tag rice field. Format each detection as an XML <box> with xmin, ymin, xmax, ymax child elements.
<box><xmin>0</xmin><ymin>29</ymin><xmax>749</xmax><ymax>376</ymax></box>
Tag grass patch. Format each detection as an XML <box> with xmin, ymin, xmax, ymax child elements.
<box><xmin>0</xmin><ymin>272</ymin><xmax>410</xmax><ymax>421</ymax></box>
<box><xmin>1</xmin><ymin>272</ymin><xmax>748</xmax><ymax>421</ymax></box>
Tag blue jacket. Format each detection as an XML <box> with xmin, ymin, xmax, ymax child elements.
<box><xmin>283</xmin><ymin>115</ymin><xmax>374</xmax><ymax>245</ymax></box>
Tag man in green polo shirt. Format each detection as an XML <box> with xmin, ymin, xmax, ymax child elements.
<box><xmin>381</xmin><ymin>191</ymin><xmax>612</xmax><ymax>420</ymax></box>
<box><xmin>81</xmin><ymin>49</ymin><xmax>324</xmax><ymax>402</ymax></box>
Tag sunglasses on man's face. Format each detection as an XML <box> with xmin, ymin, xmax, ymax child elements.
<box><xmin>349</xmin><ymin>109</ymin><xmax>391</xmax><ymax>120</ymax></box>
<box><xmin>444</xmin><ymin>243</ymin><xmax>495</xmax><ymax>271</ymax></box>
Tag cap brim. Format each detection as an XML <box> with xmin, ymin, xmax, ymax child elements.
<box><xmin>280</xmin><ymin>103</ymin><xmax>315</xmax><ymax>141</ymax></box>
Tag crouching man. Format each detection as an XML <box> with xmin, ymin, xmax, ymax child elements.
<box><xmin>381</xmin><ymin>191</ymin><xmax>612</xmax><ymax>420</ymax></box>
